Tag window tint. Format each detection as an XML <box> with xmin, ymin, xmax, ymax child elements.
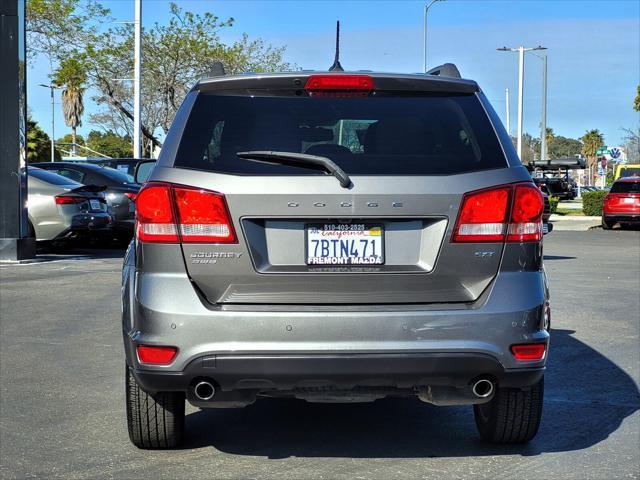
<box><xmin>96</xmin><ymin>166</ymin><xmax>135</xmax><ymax>184</ymax></box>
<box><xmin>175</xmin><ymin>93</ymin><xmax>507</xmax><ymax>175</ymax></box>
<box><xmin>611</xmin><ymin>181</ymin><xmax>640</xmax><ymax>193</ymax></box>
<box><xmin>28</xmin><ymin>167</ymin><xmax>82</xmax><ymax>186</ymax></box>
<box><xmin>55</xmin><ymin>168</ymin><xmax>85</xmax><ymax>183</ymax></box>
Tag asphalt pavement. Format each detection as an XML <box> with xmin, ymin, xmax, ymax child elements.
<box><xmin>1</xmin><ymin>230</ymin><xmax>639</xmax><ymax>479</ymax></box>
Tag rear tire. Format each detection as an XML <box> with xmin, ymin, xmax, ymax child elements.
<box><xmin>126</xmin><ymin>366</ymin><xmax>185</xmax><ymax>449</ymax></box>
<box><xmin>473</xmin><ymin>377</ymin><xmax>544</xmax><ymax>444</ymax></box>
<box><xmin>601</xmin><ymin>218</ymin><xmax>614</xmax><ymax>230</ymax></box>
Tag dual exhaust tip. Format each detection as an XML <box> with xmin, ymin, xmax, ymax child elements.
<box><xmin>472</xmin><ymin>378</ymin><xmax>494</xmax><ymax>399</ymax></box>
<box><xmin>194</xmin><ymin>378</ymin><xmax>493</xmax><ymax>402</ymax></box>
<box><xmin>193</xmin><ymin>380</ymin><xmax>216</xmax><ymax>401</ymax></box>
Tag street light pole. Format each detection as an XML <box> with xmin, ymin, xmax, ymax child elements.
<box><xmin>505</xmin><ymin>88</ymin><xmax>511</xmax><ymax>136</ymax></box>
<box><xmin>516</xmin><ymin>46</ymin><xmax>525</xmax><ymax>158</ymax></box>
<box><xmin>540</xmin><ymin>54</ymin><xmax>548</xmax><ymax>161</ymax></box>
<box><xmin>133</xmin><ymin>0</ymin><xmax>142</xmax><ymax>158</ymax></box>
<box><xmin>423</xmin><ymin>0</ymin><xmax>444</xmax><ymax>73</ymax></box>
<box><xmin>497</xmin><ymin>45</ymin><xmax>547</xmax><ymax>161</ymax></box>
<box><xmin>38</xmin><ymin>83</ymin><xmax>61</xmax><ymax>162</ymax></box>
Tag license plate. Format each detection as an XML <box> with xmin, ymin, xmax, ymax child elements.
<box><xmin>306</xmin><ymin>224</ymin><xmax>384</xmax><ymax>265</ymax></box>
<box><xmin>623</xmin><ymin>197</ymin><xmax>635</xmax><ymax>204</ymax></box>
<box><xmin>90</xmin><ymin>199</ymin><xmax>102</xmax><ymax>211</ymax></box>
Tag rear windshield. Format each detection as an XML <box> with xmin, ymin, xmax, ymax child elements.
<box><xmin>174</xmin><ymin>93</ymin><xmax>507</xmax><ymax>175</ymax></box>
<box><xmin>97</xmin><ymin>166</ymin><xmax>136</xmax><ymax>184</ymax></box>
<box><xmin>611</xmin><ymin>181</ymin><xmax>640</xmax><ymax>193</ymax></box>
<box><xmin>28</xmin><ymin>167</ymin><xmax>81</xmax><ymax>186</ymax></box>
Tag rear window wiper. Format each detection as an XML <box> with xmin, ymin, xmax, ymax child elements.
<box><xmin>236</xmin><ymin>151</ymin><xmax>352</xmax><ymax>188</ymax></box>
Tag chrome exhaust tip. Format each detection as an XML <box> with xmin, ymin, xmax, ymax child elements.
<box><xmin>472</xmin><ymin>379</ymin><xmax>494</xmax><ymax>398</ymax></box>
<box><xmin>194</xmin><ymin>380</ymin><xmax>215</xmax><ymax>401</ymax></box>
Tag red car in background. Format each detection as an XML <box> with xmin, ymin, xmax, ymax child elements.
<box><xmin>602</xmin><ymin>177</ymin><xmax>640</xmax><ymax>230</ymax></box>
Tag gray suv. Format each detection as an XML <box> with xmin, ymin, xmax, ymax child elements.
<box><xmin>122</xmin><ymin>69</ymin><xmax>550</xmax><ymax>449</ymax></box>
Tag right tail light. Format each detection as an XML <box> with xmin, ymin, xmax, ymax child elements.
<box><xmin>452</xmin><ymin>182</ymin><xmax>543</xmax><ymax>243</ymax></box>
<box><xmin>135</xmin><ymin>182</ymin><xmax>236</xmax><ymax>244</ymax></box>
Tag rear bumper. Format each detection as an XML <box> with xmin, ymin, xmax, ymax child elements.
<box><xmin>122</xmin><ymin>243</ymin><xmax>550</xmax><ymax>396</ymax></box>
<box><xmin>132</xmin><ymin>352</ymin><xmax>545</xmax><ymax>393</ymax></box>
<box><xmin>70</xmin><ymin>212</ymin><xmax>114</xmax><ymax>231</ymax></box>
<box><xmin>603</xmin><ymin>213</ymin><xmax>640</xmax><ymax>223</ymax></box>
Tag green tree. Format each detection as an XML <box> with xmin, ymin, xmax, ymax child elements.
<box><xmin>634</xmin><ymin>85</ymin><xmax>640</xmax><ymax>112</ymax></box>
<box><xmin>85</xmin><ymin>130</ymin><xmax>132</xmax><ymax>158</ymax></box>
<box><xmin>54</xmin><ymin>57</ymin><xmax>87</xmax><ymax>155</ymax></box>
<box><xmin>544</xmin><ymin>127</ymin><xmax>554</xmax><ymax>157</ymax></box>
<box><xmin>580</xmin><ymin>129</ymin><xmax>605</xmax><ymax>182</ymax></box>
<box><xmin>27</xmin><ymin>1</ymin><xmax>293</xmax><ymax>155</ymax></box>
<box><xmin>580</xmin><ymin>129</ymin><xmax>605</xmax><ymax>160</ymax></box>
<box><xmin>549</xmin><ymin>135</ymin><xmax>582</xmax><ymax>158</ymax></box>
<box><xmin>26</xmin><ymin>119</ymin><xmax>60</xmax><ymax>163</ymax></box>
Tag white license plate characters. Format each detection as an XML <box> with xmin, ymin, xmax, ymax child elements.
<box><xmin>306</xmin><ymin>224</ymin><xmax>384</xmax><ymax>265</ymax></box>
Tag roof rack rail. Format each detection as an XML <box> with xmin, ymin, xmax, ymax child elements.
<box><xmin>425</xmin><ymin>63</ymin><xmax>461</xmax><ymax>79</ymax></box>
<box><xmin>208</xmin><ymin>61</ymin><xmax>226</xmax><ymax>77</ymax></box>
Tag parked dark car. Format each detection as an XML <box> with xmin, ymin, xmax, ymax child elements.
<box><xmin>93</xmin><ymin>158</ymin><xmax>145</xmax><ymax>177</ymax></box>
<box><xmin>32</xmin><ymin>162</ymin><xmax>140</xmax><ymax>238</ymax></box>
<box><xmin>535</xmin><ymin>177</ymin><xmax>575</xmax><ymax>200</ymax></box>
<box><xmin>602</xmin><ymin>177</ymin><xmax>640</xmax><ymax>229</ymax></box>
<box><xmin>27</xmin><ymin>167</ymin><xmax>112</xmax><ymax>243</ymax></box>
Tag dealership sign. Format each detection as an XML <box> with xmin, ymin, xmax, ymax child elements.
<box><xmin>596</xmin><ymin>146</ymin><xmax>627</xmax><ymax>163</ymax></box>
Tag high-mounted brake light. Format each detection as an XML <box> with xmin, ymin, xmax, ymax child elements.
<box><xmin>135</xmin><ymin>182</ymin><xmax>236</xmax><ymax>244</ymax></box>
<box><xmin>136</xmin><ymin>345</ymin><xmax>178</xmax><ymax>365</ymax></box>
<box><xmin>452</xmin><ymin>183</ymin><xmax>543</xmax><ymax>243</ymax></box>
<box><xmin>511</xmin><ymin>343</ymin><xmax>546</xmax><ymax>361</ymax></box>
<box><xmin>305</xmin><ymin>74</ymin><xmax>374</xmax><ymax>97</ymax></box>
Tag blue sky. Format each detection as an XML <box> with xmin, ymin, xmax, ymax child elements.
<box><xmin>28</xmin><ymin>0</ymin><xmax>639</xmax><ymax>147</ymax></box>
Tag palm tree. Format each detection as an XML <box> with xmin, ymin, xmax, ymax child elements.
<box><xmin>581</xmin><ymin>129</ymin><xmax>605</xmax><ymax>183</ymax></box>
<box><xmin>54</xmin><ymin>58</ymin><xmax>87</xmax><ymax>156</ymax></box>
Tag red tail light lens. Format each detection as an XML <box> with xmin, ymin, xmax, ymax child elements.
<box><xmin>511</xmin><ymin>343</ymin><xmax>546</xmax><ymax>361</ymax></box>
<box><xmin>135</xmin><ymin>183</ymin><xmax>179</xmax><ymax>242</ymax></box>
<box><xmin>173</xmin><ymin>187</ymin><xmax>237</xmax><ymax>243</ymax></box>
<box><xmin>452</xmin><ymin>183</ymin><xmax>543</xmax><ymax>243</ymax></box>
<box><xmin>305</xmin><ymin>74</ymin><xmax>374</xmax><ymax>97</ymax></box>
<box><xmin>135</xmin><ymin>182</ymin><xmax>236</xmax><ymax>244</ymax></box>
<box><xmin>136</xmin><ymin>345</ymin><xmax>178</xmax><ymax>365</ymax></box>
<box><xmin>452</xmin><ymin>187</ymin><xmax>510</xmax><ymax>242</ymax></box>
<box><xmin>55</xmin><ymin>195</ymin><xmax>85</xmax><ymax>204</ymax></box>
<box><xmin>507</xmin><ymin>184</ymin><xmax>544</xmax><ymax>242</ymax></box>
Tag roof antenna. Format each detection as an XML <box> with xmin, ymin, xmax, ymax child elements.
<box><xmin>328</xmin><ymin>21</ymin><xmax>344</xmax><ymax>71</ymax></box>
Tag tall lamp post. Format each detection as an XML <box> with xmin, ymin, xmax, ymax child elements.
<box><xmin>423</xmin><ymin>0</ymin><xmax>445</xmax><ymax>72</ymax></box>
<box><xmin>133</xmin><ymin>0</ymin><xmax>142</xmax><ymax>158</ymax></box>
<box><xmin>497</xmin><ymin>45</ymin><xmax>546</xmax><ymax>160</ymax></box>
<box><xmin>38</xmin><ymin>83</ymin><xmax>63</xmax><ymax>162</ymax></box>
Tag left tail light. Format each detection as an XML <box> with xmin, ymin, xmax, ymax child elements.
<box><xmin>135</xmin><ymin>182</ymin><xmax>237</xmax><ymax>244</ymax></box>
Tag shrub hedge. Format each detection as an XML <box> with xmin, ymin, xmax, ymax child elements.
<box><xmin>582</xmin><ymin>190</ymin><xmax>608</xmax><ymax>216</ymax></box>
<box><xmin>548</xmin><ymin>196</ymin><xmax>559</xmax><ymax>214</ymax></box>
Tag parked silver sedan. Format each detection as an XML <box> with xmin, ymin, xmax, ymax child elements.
<box><xmin>27</xmin><ymin>167</ymin><xmax>113</xmax><ymax>242</ymax></box>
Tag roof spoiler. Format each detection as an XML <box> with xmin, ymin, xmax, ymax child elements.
<box><xmin>425</xmin><ymin>63</ymin><xmax>461</xmax><ymax>79</ymax></box>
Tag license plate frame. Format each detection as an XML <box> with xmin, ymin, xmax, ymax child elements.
<box><xmin>305</xmin><ymin>223</ymin><xmax>385</xmax><ymax>266</ymax></box>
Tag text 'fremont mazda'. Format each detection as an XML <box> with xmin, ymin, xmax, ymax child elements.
<box><xmin>122</xmin><ymin>66</ymin><xmax>550</xmax><ymax>448</ymax></box>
